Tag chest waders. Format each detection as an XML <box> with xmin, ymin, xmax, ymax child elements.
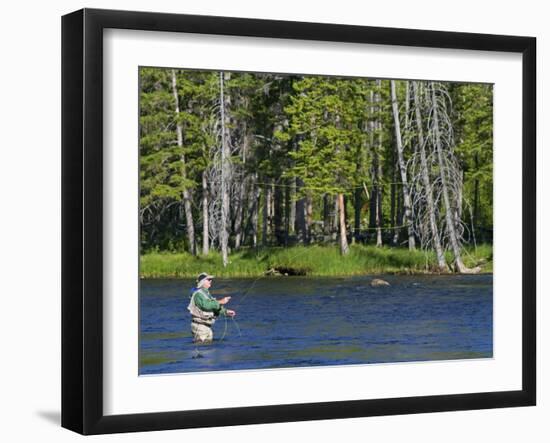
<box><xmin>187</xmin><ymin>289</ymin><xmax>216</xmax><ymax>343</ymax></box>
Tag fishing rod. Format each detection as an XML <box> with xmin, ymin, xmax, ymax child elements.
<box><xmin>218</xmin><ymin>246</ymin><xmax>312</xmax><ymax>341</ymax></box>
<box><xmin>235</xmin><ymin>246</ymin><xmax>313</xmax><ymax>308</ymax></box>
<box><xmin>217</xmin><ymin>273</ymin><xmax>262</xmax><ymax>342</ymax></box>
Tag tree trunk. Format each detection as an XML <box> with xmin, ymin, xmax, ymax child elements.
<box><xmin>355</xmin><ymin>118</ymin><xmax>368</xmax><ymax>245</ymax></box>
<box><xmin>368</xmin><ymin>181</ymin><xmax>376</xmax><ymax>234</ymax></box>
<box><xmin>412</xmin><ymin>81</ymin><xmax>447</xmax><ymax>271</ymax></box>
<box><xmin>391</xmin><ymin>166</ymin><xmax>398</xmax><ymax>245</ymax></box>
<box><xmin>234</xmin><ymin>180</ymin><xmax>245</xmax><ymax>250</ymax></box>
<box><xmin>368</xmin><ymin>90</ymin><xmax>376</xmax><ymax>241</ymax></box>
<box><xmin>251</xmin><ymin>176</ymin><xmax>260</xmax><ymax>248</ymax></box>
<box><xmin>370</xmin><ymin>135</ymin><xmax>383</xmax><ymax>247</ymax></box>
<box><xmin>171</xmin><ymin>69</ymin><xmax>196</xmax><ymax>255</ymax></box>
<box><xmin>262</xmin><ymin>180</ymin><xmax>271</xmax><ymax>246</ymax></box>
<box><xmin>354</xmin><ymin>187</ymin><xmax>362</xmax><ymax>244</ymax></box>
<box><xmin>219</xmin><ymin>71</ymin><xmax>230</xmax><ymax>267</ymax></box>
<box><xmin>323</xmin><ymin>194</ymin><xmax>331</xmax><ymax>236</ymax></box>
<box><xmin>201</xmin><ymin>171</ymin><xmax>209</xmax><ymax>255</ymax></box>
<box><xmin>338</xmin><ymin>193</ymin><xmax>350</xmax><ymax>255</ymax></box>
<box><xmin>456</xmin><ymin>170</ymin><xmax>464</xmax><ymax>234</ymax></box>
<box><xmin>390</xmin><ymin>80</ymin><xmax>416</xmax><ymax>250</ymax></box>
<box><xmin>375</xmin><ymin>82</ymin><xmax>384</xmax><ymax>247</ymax></box>
<box><xmin>375</xmin><ymin>171</ymin><xmax>383</xmax><ymax>247</ymax></box>
<box><xmin>397</xmin><ymin>182</ymin><xmax>403</xmax><ymax>243</ymax></box>
<box><xmin>284</xmin><ymin>180</ymin><xmax>290</xmax><ymax>245</ymax></box>
<box><xmin>306</xmin><ymin>193</ymin><xmax>313</xmax><ymax>243</ymax></box>
<box><xmin>295</xmin><ymin>179</ymin><xmax>307</xmax><ymax>244</ymax></box>
<box><xmin>289</xmin><ymin>177</ymin><xmax>296</xmax><ymax>235</ymax></box>
<box><xmin>333</xmin><ymin>195</ymin><xmax>339</xmax><ymax>239</ymax></box>
<box><xmin>234</xmin><ymin>129</ymin><xmax>250</xmax><ymax>250</ymax></box>
<box><xmin>274</xmin><ymin>181</ymin><xmax>284</xmax><ymax>245</ymax></box>
<box><xmin>296</xmin><ymin>197</ymin><xmax>306</xmax><ymax>243</ymax></box>
<box><xmin>404</xmin><ymin>81</ymin><xmax>411</xmax><ymax>147</ymax></box>
<box><xmin>473</xmin><ymin>153</ymin><xmax>480</xmax><ymax>230</ymax></box>
<box><xmin>430</xmin><ymin>83</ymin><xmax>479</xmax><ymax>274</ymax></box>
<box><xmin>368</xmin><ymin>86</ymin><xmax>383</xmax><ymax>247</ymax></box>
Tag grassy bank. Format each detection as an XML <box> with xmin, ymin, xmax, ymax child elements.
<box><xmin>140</xmin><ymin>243</ymin><xmax>492</xmax><ymax>278</ymax></box>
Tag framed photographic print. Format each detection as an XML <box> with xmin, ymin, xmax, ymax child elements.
<box><xmin>61</xmin><ymin>8</ymin><xmax>536</xmax><ymax>435</ymax></box>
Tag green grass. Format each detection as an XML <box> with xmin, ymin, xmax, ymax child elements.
<box><xmin>140</xmin><ymin>243</ymin><xmax>493</xmax><ymax>278</ymax></box>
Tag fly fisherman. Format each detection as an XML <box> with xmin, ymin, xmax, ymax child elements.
<box><xmin>187</xmin><ymin>272</ymin><xmax>236</xmax><ymax>344</ymax></box>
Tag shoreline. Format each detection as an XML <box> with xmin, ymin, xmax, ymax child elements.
<box><xmin>140</xmin><ymin>244</ymin><xmax>493</xmax><ymax>279</ymax></box>
<box><xmin>140</xmin><ymin>271</ymin><xmax>494</xmax><ymax>279</ymax></box>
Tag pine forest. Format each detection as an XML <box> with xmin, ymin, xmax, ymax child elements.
<box><xmin>139</xmin><ymin>67</ymin><xmax>493</xmax><ymax>277</ymax></box>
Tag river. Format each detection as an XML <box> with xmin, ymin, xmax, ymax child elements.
<box><xmin>139</xmin><ymin>274</ymin><xmax>492</xmax><ymax>375</ymax></box>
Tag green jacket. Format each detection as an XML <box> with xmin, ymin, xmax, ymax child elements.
<box><xmin>191</xmin><ymin>287</ymin><xmax>227</xmax><ymax>316</ymax></box>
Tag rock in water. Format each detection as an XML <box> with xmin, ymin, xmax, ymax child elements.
<box><xmin>371</xmin><ymin>278</ymin><xmax>390</xmax><ymax>287</ymax></box>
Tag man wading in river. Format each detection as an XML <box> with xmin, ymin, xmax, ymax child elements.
<box><xmin>187</xmin><ymin>272</ymin><xmax>236</xmax><ymax>344</ymax></box>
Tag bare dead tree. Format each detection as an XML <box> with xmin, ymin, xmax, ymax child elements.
<box><xmin>410</xmin><ymin>81</ymin><xmax>447</xmax><ymax>271</ymax></box>
<box><xmin>204</xmin><ymin>71</ymin><xmax>236</xmax><ymax>266</ymax></box>
<box><xmin>428</xmin><ymin>82</ymin><xmax>480</xmax><ymax>273</ymax></box>
<box><xmin>262</xmin><ymin>179</ymin><xmax>271</xmax><ymax>246</ymax></box>
<box><xmin>390</xmin><ymin>80</ymin><xmax>415</xmax><ymax>250</ymax></box>
<box><xmin>251</xmin><ymin>173</ymin><xmax>260</xmax><ymax>248</ymax></box>
<box><xmin>201</xmin><ymin>170</ymin><xmax>209</xmax><ymax>255</ymax></box>
<box><xmin>373</xmin><ymin>82</ymin><xmax>384</xmax><ymax>247</ymax></box>
<box><xmin>219</xmin><ymin>72</ymin><xmax>232</xmax><ymax>266</ymax></box>
<box><xmin>337</xmin><ymin>192</ymin><xmax>349</xmax><ymax>255</ymax></box>
<box><xmin>407</xmin><ymin>81</ymin><xmax>480</xmax><ymax>273</ymax></box>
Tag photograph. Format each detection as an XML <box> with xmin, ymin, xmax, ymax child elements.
<box><xmin>138</xmin><ymin>67</ymin><xmax>494</xmax><ymax>375</ymax></box>
<box><xmin>56</xmin><ymin>3</ymin><xmax>538</xmax><ymax>437</ymax></box>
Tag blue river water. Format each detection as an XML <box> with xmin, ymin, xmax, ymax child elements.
<box><xmin>139</xmin><ymin>274</ymin><xmax>492</xmax><ymax>375</ymax></box>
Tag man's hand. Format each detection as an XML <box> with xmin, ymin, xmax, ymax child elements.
<box><xmin>218</xmin><ymin>296</ymin><xmax>231</xmax><ymax>305</ymax></box>
<box><xmin>225</xmin><ymin>309</ymin><xmax>236</xmax><ymax>317</ymax></box>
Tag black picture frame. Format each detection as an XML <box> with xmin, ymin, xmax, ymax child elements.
<box><xmin>61</xmin><ymin>8</ymin><xmax>536</xmax><ymax>435</ymax></box>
